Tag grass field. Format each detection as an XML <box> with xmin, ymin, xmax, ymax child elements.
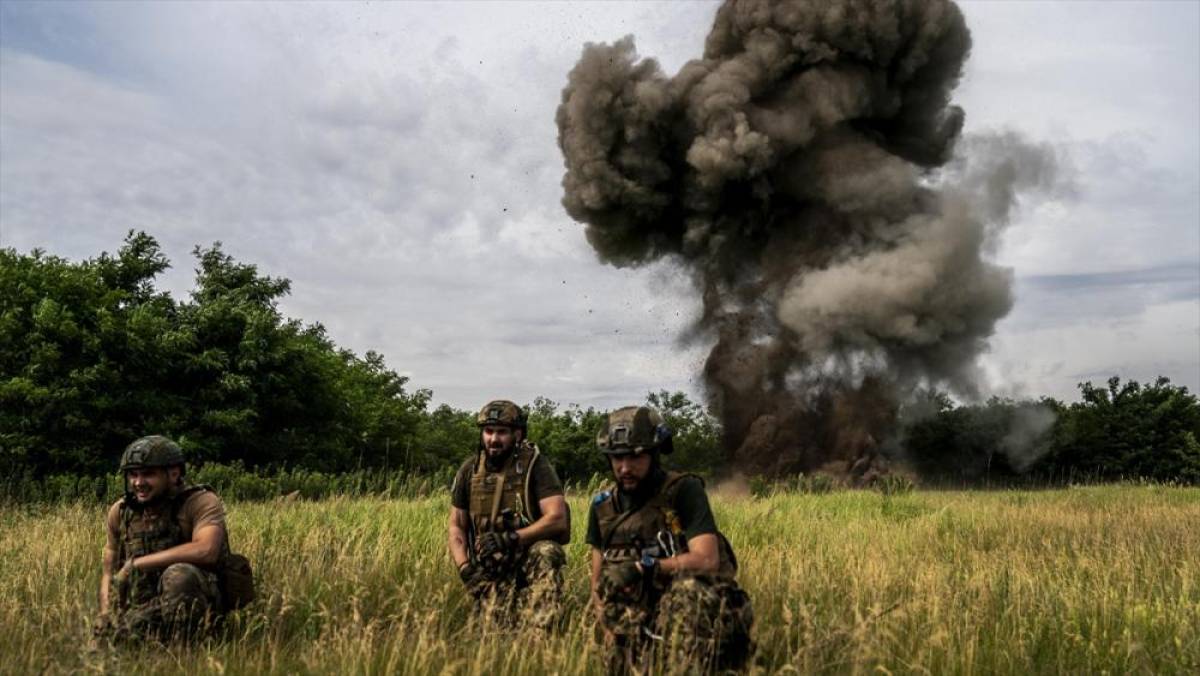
<box><xmin>1</xmin><ymin>485</ymin><xmax>1197</xmax><ymax>674</ymax></box>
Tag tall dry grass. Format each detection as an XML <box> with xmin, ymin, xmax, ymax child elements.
<box><xmin>1</xmin><ymin>486</ymin><xmax>1197</xmax><ymax>674</ymax></box>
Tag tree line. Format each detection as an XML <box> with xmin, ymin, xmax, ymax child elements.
<box><xmin>2</xmin><ymin>233</ymin><xmax>1197</xmax><ymax>488</ymax></box>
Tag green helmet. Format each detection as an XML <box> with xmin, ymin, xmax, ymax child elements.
<box><xmin>119</xmin><ymin>435</ymin><xmax>185</xmax><ymax>472</ymax></box>
<box><xmin>596</xmin><ymin>406</ymin><xmax>674</xmax><ymax>456</ymax></box>
<box><xmin>477</xmin><ymin>400</ymin><xmax>527</xmax><ymax>429</ymax></box>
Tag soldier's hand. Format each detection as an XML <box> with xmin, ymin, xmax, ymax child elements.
<box><xmin>458</xmin><ymin>561</ymin><xmax>489</xmax><ymax>593</ymax></box>
<box><xmin>602</xmin><ymin>561</ymin><xmax>643</xmax><ymax>596</ymax></box>
<box><xmin>91</xmin><ymin>613</ymin><xmax>111</xmax><ymax>639</ymax></box>
<box><xmin>476</xmin><ymin>532</ymin><xmax>517</xmax><ymax>560</ymax></box>
<box><xmin>458</xmin><ymin>561</ymin><xmax>479</xmax><ymax>585</ymax></box>
<box><xmin>112</xmin><ymin>558</ymin><xmax>136</xmax><ymax>589</ymax></box>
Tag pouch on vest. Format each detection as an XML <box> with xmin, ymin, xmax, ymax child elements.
<box><xmin>220</xmin><ymin>552</ymin><xmax>256</xmax><ymax>610</ymax></box>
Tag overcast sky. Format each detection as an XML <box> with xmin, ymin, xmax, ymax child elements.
<box><xmin>1</xmin><ymin>1</ymin><xmax>1197</xmax><ymax>411</ymax></box>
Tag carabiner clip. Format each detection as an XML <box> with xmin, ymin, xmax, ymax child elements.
<box><xmin>656</xmin><ymin>530</ymin><xmax>677</xmax><ymax>558</ymax></box>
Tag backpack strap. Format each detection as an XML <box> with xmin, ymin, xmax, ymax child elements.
<box><xmin>598</xmin><ymin>484</ymin><xmax>636</xmax><ymax>551</ymax></box>
<box><xmin>487</xmin><ymin>452</ymin><xmax>516</xmax><ymax>527</ymax></box>
<box><xmin>118</xmin><ymin>497</ymin><xmax>135</xmax><ymax>564</ymax></box>
<box><xmin>522</xmin><ymin>443</ymin><xmax>540</xmax><ymax>524</ymax></box>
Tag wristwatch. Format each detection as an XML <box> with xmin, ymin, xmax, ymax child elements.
<box><xmin>640</xmin><ymin>552</ymin><xmax>658</xmax><ymax>575</ymax></box>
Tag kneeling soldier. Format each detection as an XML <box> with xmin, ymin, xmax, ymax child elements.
<box><xmin>95</xmin><ymin>435</ymin><xmax>253</xmax><ymax>643</ymax></box>
<box><xmin>448</xmin><ymin>400</ymin><xmax>570</xmax><ymax>630</ymax></box>
<box><xmin>588</xmin><ymin>407</ymin><xmax>754</xmax><ymax>673</ymax></box>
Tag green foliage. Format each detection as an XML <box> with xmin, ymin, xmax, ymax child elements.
<box><xmin>0</xmin><ymin>238</ymin><xmax>178</xmax><ymax>474</ymax></box>
<box><xmin>902</xmin><ymin>396</ymin><xmax>1055</xmax><ymax>482</ymax></box>
<box><xmin>900</xmin><ymin>378</ymin><xmax>1200</xmax><ymax>485</ymax></box>
<box><xmin>525</xmin><ymin>397</ymin><xmax>608</xmax><ymax>481</ymax></box>
<box><xmin>750</xmin><ymin>473</ymin><xmax>837</xmax><ymax>498</ymax></box>
<box><xmin>1044</xmin><ymin>376</ymin><xmax>1200</xmax><ymax>482</ymax></box>
<box><xmin>874</xmin><ymin>473</ymin><xmax>915</xmax><ymax>496</ymax></box>
<box><xmin>647</xmin><ymin>389</ymin><xmax>723</xmax><ymax>474</ymax></box>
<box><xmin>4</xmin><ymin>235</ymin><xmax>1196</xmax><ymax>488</ymax></box>
<box><xmin>0</xmin><ymin>233</ymin><xmax>436</xmax><ymax>478</ymax></box>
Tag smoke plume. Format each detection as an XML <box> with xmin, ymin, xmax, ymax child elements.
<box><xmin>557</xmin><ymin>0</ymin><xmax>1064</xmax><ymax>475</ymax></box>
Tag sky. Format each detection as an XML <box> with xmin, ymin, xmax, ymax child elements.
<box><xmin>1</xmin><ymin>1</ymin><xmax>1197</xmax><ymax>411</ymax></box>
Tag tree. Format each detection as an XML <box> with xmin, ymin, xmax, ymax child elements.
<box><xmin>1</xmin><ymin>234</ymin><xmax>442</xmax><ymax>477</ymax></box>
<box><xmin>646</xmin><ymin>390</ymin><xmax>722</xmax><ymax>475</ymax></box>
<box><xmin>0</xmin><ymin>232</ymin><xmax>189</xmax><ymax>475</ymax></box>
<box><xmin>1042</xmin><ymin>377</ymin><xmax>1200</xmax><ymax>482</ymax></box>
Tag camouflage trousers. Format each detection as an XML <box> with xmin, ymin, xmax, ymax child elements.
<box><xmin>600</xmin><ymin>575</ymin><xmax>754</xmax><ymax>675</ymax></box>
<box><xmin>472</xmin><ymin>540</ymin><xmax>566</xmax><ymax>632</ymax></box>
<box><xmin>100</xmin><ymin>563</ymin><xmax>222</xmax><ymax>644</ymax></box>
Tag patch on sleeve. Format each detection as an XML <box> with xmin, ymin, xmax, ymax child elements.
<box><xmin>592</xmin><ymin>490</ymin><xmax>611</xmax><ymax>506</ymax></box>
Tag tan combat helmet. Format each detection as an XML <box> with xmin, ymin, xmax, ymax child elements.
<box><xmin>596</xmin><ymin>406</ymin><xmax>674</xmax><ymax>456</ymax></box>
<box><xmin>119</xmin><ymin>435</ymin><xmax>185</xmax><ymax>472</ymax></box>
<box><xmin>477</xmin><ymin>400</ymin><xmax>527</xmax><ymax>430</ymax></box>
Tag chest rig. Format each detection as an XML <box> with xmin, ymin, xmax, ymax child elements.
<box><xmin>117</xmin><ymin>485</ymin><xmax>211</xmax><ymax>606</ymax></box>
<box><xmin>467</xmin><ymin>442</ymin><xmax>540</xmax><ymax>536</ymax></box>
<box><xmin>595</xmin><ymin>471</ymin><xmax>737</xmax><ymax>579</ymax></box>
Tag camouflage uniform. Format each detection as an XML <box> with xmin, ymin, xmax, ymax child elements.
<box><xmin>471</xmin><ymin>538</ymin><xmax>567</xmax><ymax>630</ymax></box>
<box><xmin>458</xmin><ymin>400</ymin><xmax>569</xmax><ymax>631</ymax></box>
<box><xmin>107</xmin><ymin>559</ymin><xmax>221</xmax><ymax>642</ymax></box>
<box><xmin>594</xmin><ymin>473</ymin><xmax>754</xmax><ymax>673</ymax></box>
<box><xmin>592</xmin><ymin>407</ymin><xmax>754</xmax><ymax>674</ymax></box>
<box><xmin>98</xmin><ymin>479</ymin><xmax>229</xmax><ymax>643</ymax></box>
<box><xmin>96</xmin><ymin>436</ymin><xmax>252</xmax><ymax>644</ymax></box>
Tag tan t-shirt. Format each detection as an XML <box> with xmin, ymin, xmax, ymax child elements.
<box><xmin>105</xmin><ymin>488</ymin><xmax>227</xmax><ymax>556</ymax></box>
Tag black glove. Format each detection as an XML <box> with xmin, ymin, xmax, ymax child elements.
<box><xmin>476</xmin><ymin>531</ymin><xmax>518</xmax><ymax>561</ymax></box>
<box><xmin>458</xmin><ymin>561</ymin><xmax>488</xmax><ymax>592</ymax></box>
<box><xmin>602</xmin><ymin>561</ymin><xmax>644</xmax><ymax>597</ymax></box>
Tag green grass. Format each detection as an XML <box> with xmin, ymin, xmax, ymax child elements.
<box><xmin>1</xmin><ymin>485</ymin><xmax>1197</xmax><ymax>674</ymax></box>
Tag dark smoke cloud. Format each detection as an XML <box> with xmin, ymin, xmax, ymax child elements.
<box><xmin>557</xmin><ymin>0</ymin><xmax>1065</xmax><ymax>475</ymax></box>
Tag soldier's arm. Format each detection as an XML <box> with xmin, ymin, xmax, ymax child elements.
<box><xmin>516</xmin><ymin>494</ymin><xmax>569</xmax><ymax>546</ymax></box>
<box><xmin>98</xmin><ymin>543</ymin><xmax>116</xmax><ymax>617</ymax></box>
<box><xmin>131</xmin><ymin>523</ymin><xmax>226</xmax><ymax>571</ymax></box>
<box><xmin>448</xmin><ymin>506</ymin><xmax>472</xmax><ymax>569</ymax></box>
<box><xmin>649</xmin><ymin>533</ymin><xmax>720</xmax><ymax>577</ymax></box>
<box><xmin>646</xmin><ymin>477</ymin><xmax>721</xmax><ymax>577</ymax></box>
<box><xmin>589</xmin><ymin>547</ymin><xmax>605</xmax><ymax>617</ymax></box>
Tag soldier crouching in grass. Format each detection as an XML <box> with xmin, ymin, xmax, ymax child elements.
<box><xmin>93</xmin><ymin>435</ymin><xmax>254</xmax><ymax>644</ymax></box>
<box><xmin>589</xmin><ymin>407</ymin><xmax>754</xmax><ymax>674</ymax></box>
<box><xmin>447</xmin><ymin>400</ymin><xmax>571</xmax><ymax>632</ymax></box>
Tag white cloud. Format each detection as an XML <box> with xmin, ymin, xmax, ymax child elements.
<box><xmin>1</xmin><ymin>1</ymin><xmax>1196</xmax><ymax>411</ymax></box>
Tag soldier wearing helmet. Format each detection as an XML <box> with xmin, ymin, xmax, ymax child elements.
<box><xmin>447</xmin><ymin>400</ymin><xmax>570</xmax><ymax>631</ymax></box>
<box><xmin>587</xmin><ymin>406</ymin><xmax>753</xmax><ymax>673</ymax></box>
<box><xmin>94</xmin><ymin>435</ymin><xmax>249</xmax><ymax>643</ymax></box>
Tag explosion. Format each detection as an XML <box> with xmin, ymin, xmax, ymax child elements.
<box><xmin>557</xmin><ymin>0</ymin><xmax>1062</xmax><ymax>475</ymax></box>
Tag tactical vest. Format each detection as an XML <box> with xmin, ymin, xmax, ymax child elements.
<box><xmin>467</xmin><ymin>442</ymin><xmax>541</xmax><ymax>536</ymax></box>
<box><xmin>595</xmin><ymin>471</ymin><xmax>737</xmax><ymax>580</ymax></box>
<box><xmin>117</xmin><ymin>484</ymin><xmax>224</xmax><ymax>607</ymax></box>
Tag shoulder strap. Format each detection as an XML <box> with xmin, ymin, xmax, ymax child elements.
<box><xmin>118</xmin><ymin>498</ymin><xmax>135</xmax><ymax>562</ymax></box>
<box><xmin>598</xmin><ymin>483</ymin><xmax>635</xmax><ymax>551</ymax></box>
<box><xmin>487</xmin><ymin>452</ymin><xmax>518</xmax><ymax>526</ymax></box>
<box><xmin>650</xmin><ymin>471</ymin><xmax>701</xmax><ymax>510</ymax></box>
<box><xmin>522</xmin><ymin>443</ymin><xmax>540</xmax><ymax>523</ymax></box>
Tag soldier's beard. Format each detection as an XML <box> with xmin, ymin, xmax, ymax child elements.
<box><xmin>617</xmin><ymin>461</ymin><xmax>666</xmax><ymax>502</ymax></box>
<box><xmin>484</xmin><ymin>444</ymin><xmax>515</xmax><ymax>471</ymax></box>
